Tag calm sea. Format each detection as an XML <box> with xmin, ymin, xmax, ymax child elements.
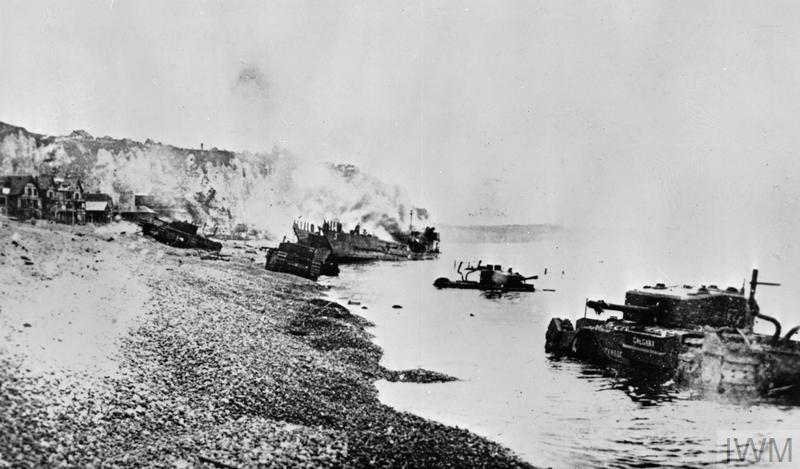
<box><xmin>321</xmin><ymin>228</ymin><xmax>800</xmax><ymax>468</ymax></box>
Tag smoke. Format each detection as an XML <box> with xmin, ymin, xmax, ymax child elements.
<box><xmin>0</xmin><ymin>124</ymin><xmax>429</xmax><ymax>240</ymax></box>
<box><xmin>233</xmin><ymin>64</ymin><xmax>270</xmax><ymax>99</ymax></box>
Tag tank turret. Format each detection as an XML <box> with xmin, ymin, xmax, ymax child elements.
<box><xmin>585</xmin><ymin>269</ymin><xmax>781</xmax><ymax>332</ymax></box>
<box><xmin>586</xmin><ymin>283</ymin><xmax>751</xmax><ymax>330</ymax></box>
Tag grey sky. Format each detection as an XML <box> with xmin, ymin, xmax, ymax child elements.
<box><xmin>2</xmin><ymin>0</ymin><xmax>799</xmax><ymax>229</ymax></box>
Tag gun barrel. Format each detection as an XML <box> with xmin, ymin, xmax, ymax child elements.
<box><xmin>586</xmin><ymin>299</ymin><xmax>654</xmax><ymax>314</ymax></box>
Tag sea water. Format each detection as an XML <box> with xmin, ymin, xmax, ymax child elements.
<box><xmin>321</xmin><ymin>228</ymin><xmax>800</xmax><ymax>468</ymax></box>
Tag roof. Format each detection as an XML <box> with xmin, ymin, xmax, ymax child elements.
<box><xmin>85</xmin><ymin>201</ymin><xmax>109</xmax><ymax>212</ymax></box>
<box><xmin>84</xmin><ymin>193</ymin><xmax>113</xmax><ymax>202</ymax></box>
<box><xmin>0</xmin><ymin>176</ymin><xmax>36</xmax><ymax>196</ymax></box>
<box><xmin>54</xmin><ymin>178</ymin><xmax>83</xmax><ymax>192</ymax></box>
<box><xmin>35</xmin><ymin>175</ymin><xmax>55</xmax><ymax>190</ymax></box>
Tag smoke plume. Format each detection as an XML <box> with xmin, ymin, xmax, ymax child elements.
<box><xmin>0</xmin><ymin>122</ymin><xmax>431</xmax><ymax>240</ymax></box>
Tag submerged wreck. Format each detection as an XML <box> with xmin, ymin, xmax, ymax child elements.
<box><xmin>433</xmin><ymin>261</ymin><xmax>537</xmax><ymax>292</ymax></box>
<box><xmin>141</xmin><ymin>218</ymin><xmax>222</xmax><ymax>252</ymax></box>
<box><xmin>545</xmin><ymin>269</ymin><xmax>800</xmax><ymax>400</ymax></box>
<box><xmin>265</xmin><ymin>240</ymin><xmax>338</xmax><ymax>281</ymax></box>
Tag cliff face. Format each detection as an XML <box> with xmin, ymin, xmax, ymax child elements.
<box><xmin>0</xmin><ymin>122</ymin><xmax>427</xmax><ymax>239</ymax></box>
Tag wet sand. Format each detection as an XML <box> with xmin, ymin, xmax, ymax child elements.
<box><xmin>0</xmin><ymin>219</ymin><xmax>534</xmax><ymax>468</ymax></box>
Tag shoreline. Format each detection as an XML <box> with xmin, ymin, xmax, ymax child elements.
<box><xmin>0</xmin><ymin>218</ymin><xmax>535</xmax><ymax>468</ymax></box>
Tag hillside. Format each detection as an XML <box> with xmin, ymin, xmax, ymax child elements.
<box><xmin>0</xmin><ymin>121</ymin><xmax>427</xmax><ymax>239</ymax></box>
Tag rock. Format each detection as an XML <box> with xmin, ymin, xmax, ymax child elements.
<box><xmin>107</xmin><ymin>237</ymin><xmax>115</xmax><ymax>242</ymax></box>
<box><xmin>22</xmin><ymin>322</ymin><xmax>31</xmax><ymax>328</ymax></box>
<box><xmin>384</xmin><ymin>368</ymin><xmax>458</xmax><ymax>383</ymax></box>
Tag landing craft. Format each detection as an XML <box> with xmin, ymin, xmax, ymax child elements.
<box><xmin>545</xmin><ymin>269</ymin><xmax>800</xmax><ymax>400</ymax></box>
<box><xmin>293</xmin><ymin>213</ymin><xmax>440</xmax><ymax>263</ymax></box>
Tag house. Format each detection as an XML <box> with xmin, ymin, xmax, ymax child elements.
<box><xmin>0</xmin><ymin>176</ymin><xmax>42</xmax><ymax>219</ymax></box>
<box><xmin>37</xmin><ymin>176</ymin><xmax>86</xmax><ymax>224</ymax></box>
<box><xmin>35</xmin><ymin>175</ymin><xmax>56</xmax><ymax>218</ymax></box>
<box><xmin>84</xmin><ymin>193</ymin><xmax>114</xmax><ymax>223</ymax></box>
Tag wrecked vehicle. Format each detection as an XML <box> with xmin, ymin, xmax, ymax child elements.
<box><xmin>265</xmin><ymin>241</ymin><xmax>338</xmax><ymax>281</ymax></box>
<box><xmin>433</xmin><ymin>260</ymin><xmax>537</xmax><ymax>292</ymax></box>
<box><xmin>140</xmin><ymin>218</ymin><xmax>222</xmax><ymax>252</ymax></box>
<box><xmin>545</xmin><ymin>269</ymin><xmax>800</xmax><ymax>399</ymax></box>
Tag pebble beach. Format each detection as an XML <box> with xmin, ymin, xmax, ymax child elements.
<box><xmin>0</xmin><ymin>219</ymin><xmax>534</xmax><ymax>468</ymax></box>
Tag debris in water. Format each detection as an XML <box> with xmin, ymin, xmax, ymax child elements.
<box><xmin>392</xmin><ymin>305</ymin><xmax>403</xmax><ymax>309</ymax></box>
<box><xmin>434</xmin><ymin>260</ymin><xmax>538</xmax><ymax>292</ymax></box>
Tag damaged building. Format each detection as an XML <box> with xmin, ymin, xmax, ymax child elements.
<box><xmin>0</xmin><ymin>175</ymin><xmax>42</xmax><ymax>219</ymax></box>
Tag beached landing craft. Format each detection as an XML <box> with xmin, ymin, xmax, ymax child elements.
<box><xmin>433</xmin><ymin>261</ymin><xmax>537</xmax><ymax>292</ymax></box>
<box><xmin>545</xmin><ymin>269</ymin><xmax>800</xmax><ymax>400</ymax></box>
<box><xmin>293</xmin><ymin>216</ymin><xmax>440</xmax><ymax>263</ymax></box>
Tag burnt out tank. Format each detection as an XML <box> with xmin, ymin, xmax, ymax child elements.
<box><xmin>546</xmin><ymin>269</ymin><xmax>800</xmax><ymax>399</ymax></box>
